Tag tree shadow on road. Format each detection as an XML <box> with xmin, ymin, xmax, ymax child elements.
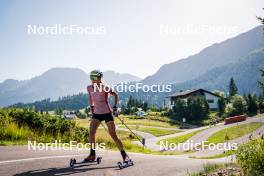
<box><xmin>14</xmin><ymin>163</ymin><xmax>119</xmax><ymax>176</ymax></box>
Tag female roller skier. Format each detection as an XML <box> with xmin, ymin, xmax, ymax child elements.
<box><xmin>83</xmin><ymin>70</ymin><xmax>129</xmax><ymax>162</ymax></box>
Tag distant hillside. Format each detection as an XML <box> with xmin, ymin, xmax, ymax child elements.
<box><xmin>0</xmin><ymin>79</ymin><xmax>28</xmax><ymax>94</ymax></box>
<box><xmin>143</xmin><ymin>26</ymin><xmax>264</xmax><ymax>84</ymax></box>
<box><xmin>0</xmin><ymin>68</ymin><xmax>142</xmax><ymax>106</ymax></box>
<box><xmin>172</xmin><ymin>48</ymin><xmax>264</xmax><ymax>94</ymax></box>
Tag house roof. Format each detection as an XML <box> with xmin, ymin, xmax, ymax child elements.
<box><xmin>169</xmin><ymin>88</ymin><xmax>223</xmax><ymax>98</ymax></box>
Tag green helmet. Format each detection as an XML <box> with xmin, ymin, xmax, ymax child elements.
<box><xmin>90</xmin><ymin>70</ymin><xmax>103</xmax><ymax>80</ymax></box>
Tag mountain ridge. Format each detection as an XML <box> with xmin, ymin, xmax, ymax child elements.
<box><xmin>0</xmin><ymin>68</ymin><xmax>142</xmax><ymax>106</ymax></box>
<box><xmin>143</xmin><ymin>25</ymin><xmax>264</xmax><ymax>84</ymax></box>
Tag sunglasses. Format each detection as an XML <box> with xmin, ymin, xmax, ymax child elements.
<box><xmin>90</xmin><ymin>75</ymin><xmax>100</xmax><ymax>81</ymax></box>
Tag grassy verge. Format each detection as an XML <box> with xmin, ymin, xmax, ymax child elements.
<box><xmin>118</xmin><ymin>125</ymin><xmax>181</xmax><ymax>137</ymax></box>
<box><xmin>0</xmin><ymin>122</ymin><xmax>32</xmax><ymax>145</ymax></box>
<box><xmin>75</xmin><ymin>118</ymin><xmax>89</xmax><ymax>128</ymax></box>
<box><xmin>0</xmin><ymin>122</ymin><xmax>58</xmax><ymax>145</ymax></box>
<box><xmin>121</xmin><ymin>114</ymin><xmax>179</xmax><ymax>127</ymax></box>
<box><xmin>76</xmin><ymin>117</ymin><xmax>179</xmax><ymax>129</ymax></box>
<box><xmin>206</xmin><ymin>122</ymin><xmax>263</xmax><ymax>144</ymax></box>
<box><xmin>157</xmin><ymin>128</ymin><xmax>206</xmax><ymax>145</ymax></box>
<box><xmin>0</xmin><ymin>122</ymin><xmax>193</xmax><ymax>155</ymax></box>
<box><xmin>0</xmin><ymin>122</ymin><xmax>31</xmax><ymax>141</ymax></box>
<box><xmin>96</xmin><ymin>128</ymin><xmax>142</xmax><ymax>143</ymax></box>
<box><xmin>189</xmin><ymin>150</ymin><xmax>235</xmax><ymax>159</ymax></box>
<box><xmin>0</xmin><ymin>123</ymin><xmax>187</xmax><ymax>155</ymax></box>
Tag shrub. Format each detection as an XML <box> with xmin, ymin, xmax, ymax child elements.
<box><xmin>208</xmin><ymin>112</ymin><xmax>221</xmax><ymax>125</ymax></box>
<box><xmin>0</xmin><ymin>108</ymin><xmax>89</xmax><ymax>143</ymax></box>
<box><xmin>225</xmin><ymin>95</ymin><xmax>247</xmax><ymax>116</ymax></box>
<box><xmin>236</xmin><ymin>138</ymin><xmax>264</xmax><ymax>176</ymax></box>
<box><xmin>0</xmin><ymin>109</ymin><xmax>10</xmax><ymax>126</ymax></box>
<box><xmin>0</xmin><ymin>122</ymin><xmax>32</xmax><ymax>141</ymax></box>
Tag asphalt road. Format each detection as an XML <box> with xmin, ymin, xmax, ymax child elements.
<box><xmin>134</xmin><ymin>116</ymin><xmax>264</xmax><ymax>153</ymax></box>
<box><xmin>0</xmin><ymin>146</ymin><xmax>229</xmax><ymax>176</ymax></box>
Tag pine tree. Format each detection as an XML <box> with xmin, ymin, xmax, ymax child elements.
<box><xmin>55</xmin><ymin>108</ymin><xmax>63</xmax><ymax>116</ymax></box>
<box><xmin>174</xmin><ymin>99</ymin><xmax>188</xmax><ymax>120</ymax></box>
<box><xmin>258</xmin><ymin>94</ymin><xmax>264</xmax><ymax>113</ymax></box>
<box><xmin>217</xmin><ymin>97</ymin><xmax>226</xmax><ymax>116</ymax></box>
<box><xmin>258</xmin><ymin>69</ymin><xmax>264</xmax><ymax>95</ymax></box>
<box><xmin>127</xmin><ymin>95</ymin><xmax>132</xmax><ymax>108</ymax></box>
<box><xmin>229</xmin><ymin>77</ymin><xmax>238</xmax><ymax>97</ymax></box>
<box><xmin>257</xmin><ymin>9</ymin><xmax>264</xmax><ymax>25</ymax></box>
<box><xmin>143</xmin><ymin>102</ymin><xmax>148</xmax><ymax>111</ymax></box>
<box><xmin>121</xmin><ymin>105</ymin><xmax>125</xmax><ymax>114</ymax></box>
<box><xmin>202</xmin><ymin>97</ymin><xmax>210</xmax><ymax>119</ymax></box>
<box><xmin>185</xmin><ymin>97</ymin><xmax>209</xmax><ymax>122</ymax></box>
<box><xmin>247</xmin><ymin>94</ymin><xmax>258</xmax><ymax>115</ymax></box>
<box><xmin>257</xmin><ymin>69</ymin><xmax>264</xmax><ymax>113</ymax></box>
<box><xmin>253</xmin><ymin>94</ymin><xmax>259</xmax><ymax>113</ymax></box>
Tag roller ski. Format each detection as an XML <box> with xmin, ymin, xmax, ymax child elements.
<box><xmin>117</xmin><ymin>158</ymin><xmax>134</xmax><ymax>169</ymax></box>
<box><xmin>69</xmin><ymin>155</ymin><xmax>102</xmax><ymax>168</ymax></box>
<box><xmin>117</xmin><ymin>150</ymin><xmax>134</xmax><ymax>169</ymax></box>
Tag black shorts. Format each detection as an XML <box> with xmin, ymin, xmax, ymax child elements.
<box><xmin>92</xmin><ymin>113</ymin><xmax>114</xmax><ymax>123</ymax></box>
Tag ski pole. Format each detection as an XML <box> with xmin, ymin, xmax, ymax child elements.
<box><xmin>115</xmin><ymin>114</ymin><xmax>145</xmax><ymax>147</ymax></box>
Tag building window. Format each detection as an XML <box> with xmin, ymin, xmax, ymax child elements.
<box><xmin>207</xmin><ymin>99</ymin><xmax>214</xmax><ymax>103</ymax></box>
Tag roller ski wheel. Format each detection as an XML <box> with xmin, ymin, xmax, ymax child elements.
<box><xmin>96</xmin><ymin>157</ymin><xmax>102</xmax><ymax>164</ymax></box>
<box><xmin>69</xmin><ymin>158</ymin><xmax>77</xmax><ymax>167</ymax></box>
<box><xmin>117</xmin><ymin>159</ymin><xmax>134</xmax><ymax>169</ymax></box>
<box><xmin>69</xmin><ymin>157</ymin><xmax>102</xmax><ymax>168</ymax></box>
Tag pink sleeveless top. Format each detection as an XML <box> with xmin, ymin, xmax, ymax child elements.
<box><xmin>87</xmin><ymin>84</ymin><xmax>112</xmax><ymax>114</ymax></box>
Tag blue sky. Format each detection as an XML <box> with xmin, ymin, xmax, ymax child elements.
<box><xmin>0</xmin><ymin>0</ymin><xmax>263</xmax><ymax>82</ymax></box>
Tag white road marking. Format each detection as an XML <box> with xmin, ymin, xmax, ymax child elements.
<box><xmin>0</xmin><ymin>154</ymin><xmax>87</xmax><ymax>165</ymax></box>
